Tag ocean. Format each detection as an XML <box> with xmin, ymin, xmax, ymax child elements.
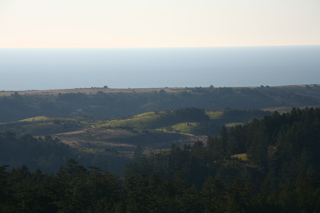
<box><xmin>0</xmin><ymin>46</ymin><xmax>319</xmax><ymax>91</ymax></box>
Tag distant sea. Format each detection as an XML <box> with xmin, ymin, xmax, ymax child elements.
<box><xmin>0</xmin><ymin>46</ymin><xmax>320</xmax><ymax>91</ymax></box>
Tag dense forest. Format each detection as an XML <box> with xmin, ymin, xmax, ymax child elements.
<box><xmin>1</xmin><ymin>107</ymin><xmax>320</xmax><ymax>212</ymax></box>
<box><xmin>1</xmin><ymin>161</ymin><xmax>319</xmax><ymax>212</ymax></box>
<box><xmin>125</xmin><ymin>108</ymin><xmax>320</xmax><ymax>185</ymax></box>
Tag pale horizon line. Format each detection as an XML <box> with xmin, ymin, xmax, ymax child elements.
<box><xmin>1</xmin><ymin>44</ymin><xmax>320</xmax><ymax>49</ymax></box>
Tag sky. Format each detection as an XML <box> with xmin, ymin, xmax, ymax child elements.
<box><xmin>0</xmin><ymin>0</ymin><xmax>319</xmax><ymax>48</ymax></box>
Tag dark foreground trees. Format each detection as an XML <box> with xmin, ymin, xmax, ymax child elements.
<box><xmin>0</xmin><ymin>161</ymin><xmax>122</xmax><ymax>212</ymax></box>
<box><xmin>1</xmin><ymin>163</ymin><xmax>320</xmax><ymax>212</ymax></box>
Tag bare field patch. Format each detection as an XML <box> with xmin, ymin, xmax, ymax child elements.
<box><xmin>53</xmin><ymin>126</ymin><xmax>203</xmax><ymax>157</ymax></box>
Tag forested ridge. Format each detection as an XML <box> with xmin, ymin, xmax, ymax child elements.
<box><xmin>1</xmin><ymin>107</ymin><xmax>320</xmax><ymax>212</ymax></box>
<box><xmin>125</xmin><ymin>108</ymin><xmax>320</xmax><ymax>185</ymax></box>
<box><xmin>1</xmin><ymin>85</ymin><xmax>320</xmax><ymax>123</ymax></box>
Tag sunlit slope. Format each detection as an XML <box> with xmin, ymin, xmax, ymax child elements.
<box><xmin>95</xmin><ymin>108</ymin><xmax>268</xmax><ymax>135</ymax></box>
<box><xmin>0</xmin><ymin>116</ymin><xmax>89</xmax><ymax>136</ymax></box>
<box><xmin>19</xmin><ymin>116</ymin><xmax>77</xmax><ymax>122</ymax></box>
<box><xmin>96</xmin><ymin>108</ymin><xmax>210</xmax><ymax>130</ymax></box>
<box><xmin>0</xmin><ymin>108</ymin><xmax>269</xmax><ymax>136</ymax></box>
<box><xmin>96</xmin><ymin>111</ymin><xmax>166</xmax><ymax>129</ymax></box>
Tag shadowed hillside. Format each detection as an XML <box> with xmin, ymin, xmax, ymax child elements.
<box><xmin>0</xmin><ymin>84</ymin><xmax>319</xmax><ymax>123</ymax></box>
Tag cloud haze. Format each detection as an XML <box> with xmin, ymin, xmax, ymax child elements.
<box><xmin>0</xmin><ymin>0</ymin><xmax>319</xmax><ymax>48</ymax></box>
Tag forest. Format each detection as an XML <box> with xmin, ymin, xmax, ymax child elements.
<box><xmin>1</xmin><ymin>107</ymin><xmax>320</xmax><ymax>212</ymax></box>
<box><xmin>1</xmin><ymin>85</ymin><xmax>320</xmax><ymax>212</ymax></box>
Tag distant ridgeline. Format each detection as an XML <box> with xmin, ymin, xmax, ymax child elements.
<box><xmin>0</xmin><ymin>85</ymin><xmax>320</xmax><ymax>122</ymax></box>
<box><xmin>1</xmin><ymin>107</ymin><xmax>320</xmax><ymax>212</ymax></box>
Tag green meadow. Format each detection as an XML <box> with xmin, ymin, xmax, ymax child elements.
<box><xmin>94</xmin><ymin>109</ymin><xmax>221</xmax><ymax>134</ymax></box>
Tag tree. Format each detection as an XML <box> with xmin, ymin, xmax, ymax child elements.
<box><xmin>202</xmin><ymin>176</ymin><xmax>227</xmax><ymax>212</ymax></box>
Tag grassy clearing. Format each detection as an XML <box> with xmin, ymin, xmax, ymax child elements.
<box><xmin>205</xmin><ymin>110</ymin><xmax>224</xmax><ymax>120</ymax></box>
<box><xmin>170</xmin><ymin>122</ymin><xmax>198</xmax><ymax>133</ymax></box>
<box><xmin>96</xmin><ymin>111</ymin><xmax>167</xmax><ymax>129</ymax></box>
<box><xmin>19</xmin><ymin>116</ymin><xmax>81</xmax><ymax>123</ymax></box>
<box><xmin>155</xmin><ymin>122</ymin><xmax>198</xmax><ymax>134</ymax></box>
<box><xmin>96</xmin><ymin>109</ymin><xmax>226</xmax><ymax>133</ymax></box>
<box><xmin>232</xmin><ymin>153</ymin><xmax>248</xmax><ymax>161</ymax></box>
<box><xmin>20</xmin><ymin>116</ymin><xmax>52</xmax><ymax>122</ymax></box>
<box><xmin>225</xmin><ymin>122</ymin><xmax>244</xmax><ymax>127</ymax></box>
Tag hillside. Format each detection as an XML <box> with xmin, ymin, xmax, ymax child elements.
<box><xmin>1</xmin><ymin>107</ymin><xmax>320</xmax><ymax>212</ymax></box>
<box><xmin>1</xmin><ymin>84</ymin><xmax>319</xmax><ymax>173</ymax></box>
<box><xmin>1</xmin><ymin>85</ymin><xmax>320</xmax><ymax>211</ymax></box>
<box><xmin>0</xmin><ymin>108</ymin><xmax>269</xmax><ymax>161</ymax></box>
<box><xmin>0</xmin><ymin>84</ymin><xmax>320</xmax><ymax>123</ymax></box>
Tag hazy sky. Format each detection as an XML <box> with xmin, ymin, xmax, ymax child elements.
<box><xmin>0</xmin><ymin>0</ymin><xmax>319</xmax><ymax>48</ymax></box>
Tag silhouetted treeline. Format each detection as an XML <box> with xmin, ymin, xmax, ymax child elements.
<box><xmin>1</xmin><ymin>85</ymin><xmax>320</xmax><ymax>122</ymax></box>
<box><xmin>1</xmin><ymin>161</ymin><xmax>320</xmax><ymax>212</ymax></box>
